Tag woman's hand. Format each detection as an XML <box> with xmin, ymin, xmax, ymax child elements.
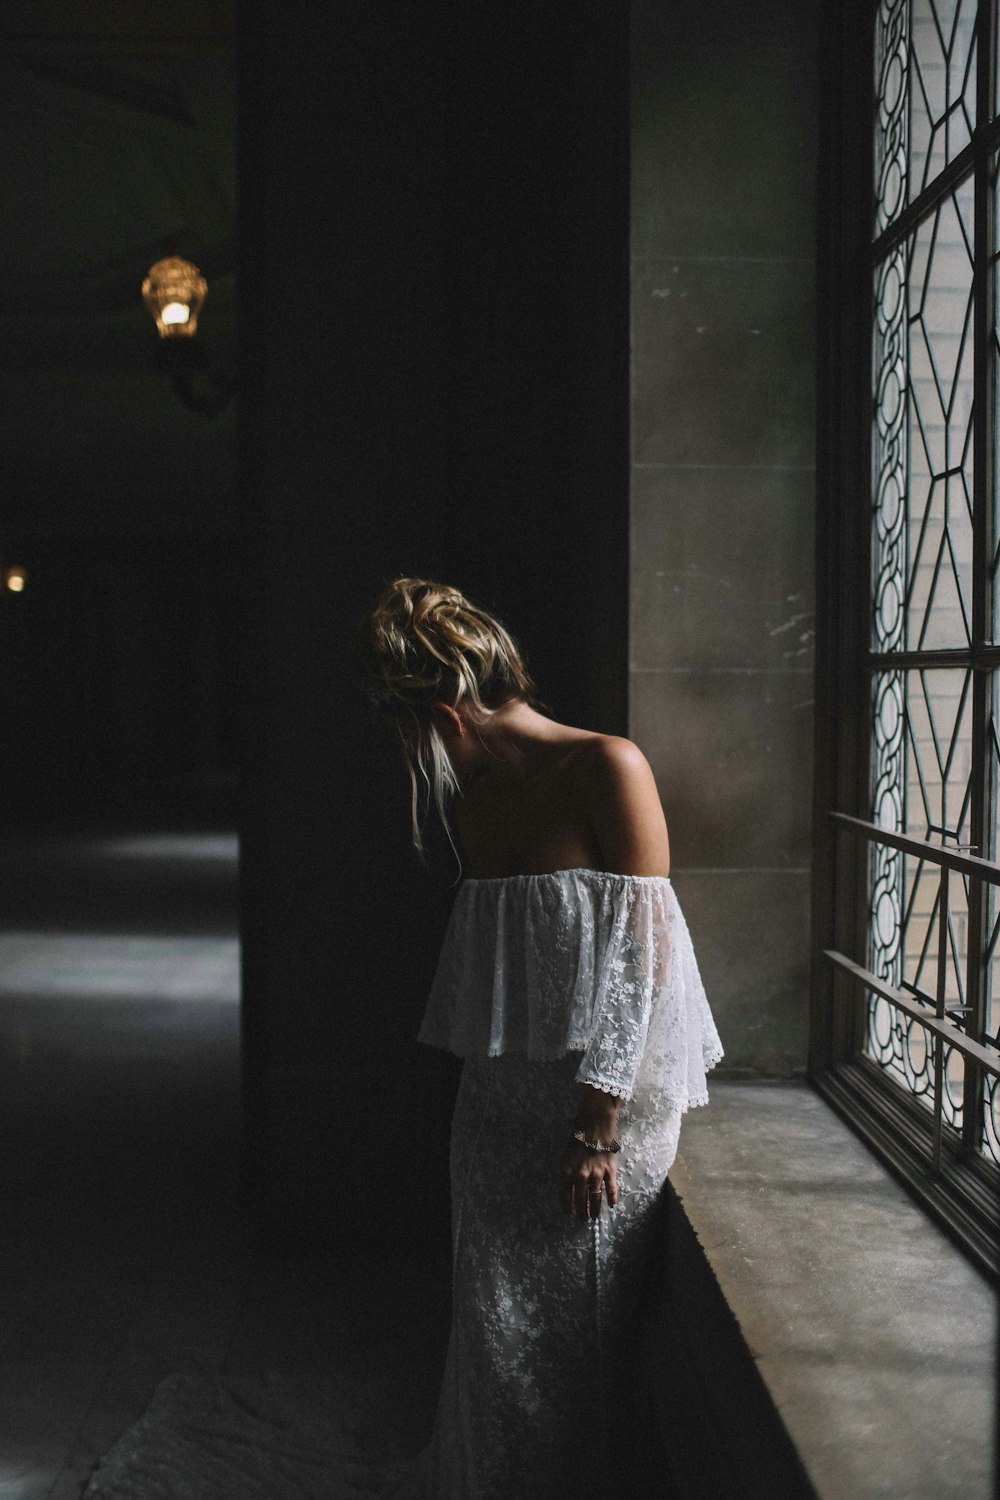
<box><xmin>554</xmin><ymin>1140</ymin><xmax>617</xmax><ymax>1224</ymax></box>
<box><xmin>558</xmin><ymin>1084</ymin><xmax>622</xmax><ymax>1221</ymax></box>
<box><xmin>558</xmin><ymin>1138</ymin><xmax>619</xmax><ymax>1221</ymax></box>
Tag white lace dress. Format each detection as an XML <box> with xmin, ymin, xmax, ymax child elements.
<box><xmin>401</xmin><ymin>868</ymin><xmax>724</xmax><ymax>1499</ymax></box>
<box><xmin>82</xmin><ymin>869</ymin><xmax>722</xmax><ymax>1500</ymax></box>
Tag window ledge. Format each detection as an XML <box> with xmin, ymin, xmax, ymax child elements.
<box><xmin>641</xmin><ymin>1080</ymin><xmax>996</xmax><ymax>1500</ymax></box>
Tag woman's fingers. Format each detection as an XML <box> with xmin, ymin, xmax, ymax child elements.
<box><xmin>578</xmin><ymin>1164</ymin><xmax>606</xmax><ymax>1221</ymax></box>
<box><xmin>575</xmin><ymin>1165</ymin><xmax>591</xmax><ymax>1221</ymax></box>
<box><xmin>558</xmin><ymin>1145</ymin><xmax>622</xmax><ymax>1220</ymax></box>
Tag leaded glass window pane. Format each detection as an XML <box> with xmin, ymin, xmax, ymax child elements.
<box><xmin>876</xmin><ymin>0</ymin><xmax>910</xmax><ymax>232</ymax></box>
<box><xmin>876</xmin><ymin>0</ymin><xmax>978</xmax><ymax>232</ymax></box>
<box><xmin>868</xmin><ymin>849</ymin><xmax>968</xmax><ymax>1128</ymax></box>
<box><xmin>868</xmin><ymin>0</ymin><xmax>999</xmax><ymax>1179</ymax></box>
<box><xmin>873</xmin><ymin>184</ymin><xmax>975</xmax><ymax>655</ymax></box>
<box><xmin>869</xmin><ymin>667</ymin><xmax>972</xmax><ymax>1137</ymax></box>
<box><xmin>910</xmin><ymin>0</ymin><xmax>977</xmax><ymax>195</ymax></box>
<box><xmin>906</xmin><ymin>186</ymin><xmax>975</xmax><ymax>649</ymax></box>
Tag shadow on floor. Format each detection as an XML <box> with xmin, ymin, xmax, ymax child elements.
<box><xmin>0</xmin><ymin>826</ymin><xmax>450</xmax><ymax>1500</ymax></box>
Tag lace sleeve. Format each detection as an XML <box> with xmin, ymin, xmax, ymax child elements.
<box><xmin>572</xmin><ymin>879</ymin><xmax>722</xmax><ymax>1111</ymax></box>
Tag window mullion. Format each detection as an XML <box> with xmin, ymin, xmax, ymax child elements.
<box><xmin>962</xmin><ymin>0</ymin><xmax>997</xmax><ymax>1156</ymax></box>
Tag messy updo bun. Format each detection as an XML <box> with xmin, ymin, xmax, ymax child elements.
<box><xmin>357</xmin><ymin>576</ymin><xmax>541</xmax><ymax>858</ymax></box>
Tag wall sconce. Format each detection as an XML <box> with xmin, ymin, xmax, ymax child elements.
<box><xmin>142</xmin><ymin>255</ymin><xmax>235</xmax><ymax>417</ymax></box>
<box><xmin>141</xmin><ymin>256</ymin><xmax>207</xmax><ymax>338</ymax></box>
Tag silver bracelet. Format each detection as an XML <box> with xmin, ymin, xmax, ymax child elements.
<box><xmin>571</xmin><ymin>1128</ymin><xmax>621</xmax><ymax>1154</ymax></box>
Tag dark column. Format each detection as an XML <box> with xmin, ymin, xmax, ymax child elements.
<box><xmin>238</xmin><ymin>2</ymin><xmax>629</xmax><ymax>1248</ymax></box>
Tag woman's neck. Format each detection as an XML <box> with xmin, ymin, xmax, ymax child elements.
<box><xmin>458</xmin><ymin>700</ymin><xmax>579</xmax><ymax>787</ymax></box>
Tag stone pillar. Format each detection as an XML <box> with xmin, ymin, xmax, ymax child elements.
<box><xmin>630</xmin><ymin>0</ymin><xmax>819</xmax><ymax>1074</ymax></box>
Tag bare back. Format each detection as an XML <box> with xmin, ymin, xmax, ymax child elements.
<box><xmin>452</xmin><ymin>727</ymin><xmax>671</xmax><ymax>880</ymax></box>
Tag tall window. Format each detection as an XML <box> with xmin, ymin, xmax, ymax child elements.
<box><xmin>816</xmin><ymin>0</ymin><xmax>1000</xmax><ymax>1276</ymax></box>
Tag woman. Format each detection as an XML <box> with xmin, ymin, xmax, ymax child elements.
<box><xmin>82</xmin><ymin>575</ymin><xmax>720</xmax><ymax>1499</ymax></box>
<box><xmin>358</xmin><ymin>576</ymin><xmax>724</xmax><ymax>1500</ymax></box>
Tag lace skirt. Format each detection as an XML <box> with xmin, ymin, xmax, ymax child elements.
<box><xmin>395</xmin><ymin>1051</ymin><xmax>682</xmax><ymax>1500</ymax></box>
<box><xmin>81</xmin><ymin>1052</ymin><xmax>681</xmax><ymax>1500</ymax></box>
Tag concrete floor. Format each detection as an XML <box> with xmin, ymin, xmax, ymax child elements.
<box><xmin>0</xmin><ymin>827</ymin><xmax>450</xmax><ymax>1500</ymax></box>
<box><xmin>670</xmin><ymin>1081</ymin><xmax>998</xmax><ymax>1500</ymax></box>
<box><xmin>4</xmin><ymin>826</ymin><xmax>995</xmax><ymax>1500</ymax></box>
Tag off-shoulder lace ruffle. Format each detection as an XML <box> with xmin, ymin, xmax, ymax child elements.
<box><xmin>418</xmin><ymin>869</ymin><xmax>724</xmax><ymax>1114</ymax></box>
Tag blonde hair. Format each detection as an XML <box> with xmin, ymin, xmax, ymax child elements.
<box><xmin>357</xmin><ymin>576</ymin><xmax>541</xmax><ymax>861</ymax></box>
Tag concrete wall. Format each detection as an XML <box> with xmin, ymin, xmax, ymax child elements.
<box><xmin>630</xmin><ymin>1</ymin><xmax>819</xmax><ymax>1074</ymax></box>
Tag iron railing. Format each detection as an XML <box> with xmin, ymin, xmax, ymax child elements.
<box><xmin>822</xmin><ymin>812</ymin><xmax>1000</xmax><ymax>1273</ymax></box>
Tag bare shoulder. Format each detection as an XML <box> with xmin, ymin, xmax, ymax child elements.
<box><xmin>567</xmin><ymin>734</ymin><xmax>656</xmax><ymax>791</ymax></box>
<box><xmin>567</xmin><ymin>734</ymin><xmax>669</xmax><ymax>874</ymax></box>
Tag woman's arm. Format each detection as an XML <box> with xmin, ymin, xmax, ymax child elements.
<box><xmin>558</xmin><ymin>737</ymin><xmax>670</xmax><ymax>1221</ymax></box>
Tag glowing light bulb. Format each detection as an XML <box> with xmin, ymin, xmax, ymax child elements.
<box><xmin>141</xmin><ymin>257</ymin><xmax>207</xmax><ymax>338</ymax></box>
<box><xmin>5</xmin><ymin>566</ymin><xmax>26</xmax><ymax>592</ymax></box>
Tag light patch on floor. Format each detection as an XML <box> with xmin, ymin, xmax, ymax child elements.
<box><xmin>0</xmin><ymin>934</ymin><xmax>240</xmax><ymax>1002</ymax></box>
<box><xmin>91</xmin><ymin>834</ymin><xmax>239</xmax><ymax>864</ymax></box>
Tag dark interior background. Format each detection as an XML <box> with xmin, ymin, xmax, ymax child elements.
<box><xmin>0</xmin><ymin>5</ymin><xmax>238</xmax><ymax>832</ymax></box>
<box><xmin>0</xmin><ymin>1</ymin><xmax>631</xmax><ymax>1249</ymax></box>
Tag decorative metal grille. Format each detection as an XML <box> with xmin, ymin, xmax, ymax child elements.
<box><xmin>910</xmin><ymin>0</ymin><xmax>978</xmax><ymax>197</ymax></box>
<box><xmin>876</xmin><ymin>0</ymin><xmax>910</xmax><ymax>233</ymax></box>
<box><xmin>864</xmin><ymin>0</ymin><xmax>1000</xmax><ymax>1188</ymax></box>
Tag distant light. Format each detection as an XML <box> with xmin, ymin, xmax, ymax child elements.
<box><xmin>142</xmin><ymin>256</ymin><xmax>207</xmax><ymax>339</ymax></box>
<box><xmin>97</xmin><ymin>833</ymin><xmax>239</xmax><ymax>863</ymax></box>
<box><xmin>5</xmin><ymin>566</ymin><xmax>26</xmax><ymax>593</ymax></box>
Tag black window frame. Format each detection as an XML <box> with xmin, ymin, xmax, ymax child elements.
<box><xmin>813</xmin><ymin>0</ymin><xmax>1000</xmax><ymax>1280</ymax></box>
